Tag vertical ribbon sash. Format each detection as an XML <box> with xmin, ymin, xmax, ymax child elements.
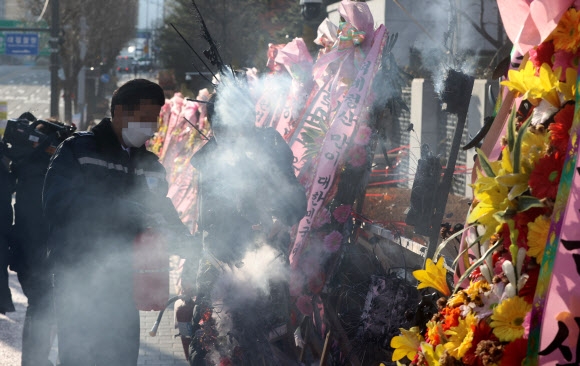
<box><xmin>289</xmin><ymin>25</ymin><xmax>387</xmax><ymax>268</ymax></box>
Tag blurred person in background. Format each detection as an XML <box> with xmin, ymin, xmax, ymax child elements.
<box><xmin>0</xmin><ymin>138</ymin><xmax>15</xmax><ymax>315</ymax></box>
<box><xmin>11</xmin><ymin>113</ymin><xmax>68</xmax><ymax>366</ymax></box>
<box><xmin>43</xmin><ymin>79</ymin><xmax>191</xmax><ymax>366</ymax></box>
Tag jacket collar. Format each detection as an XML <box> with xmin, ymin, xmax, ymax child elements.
<box><xmin>91</xmin><ymin>118</ymin><xmax>147</xmax><ymax>157</ymax></box>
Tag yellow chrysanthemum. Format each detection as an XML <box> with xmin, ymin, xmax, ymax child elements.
<box><xmin>420</xmin><ymin>342</ymin><xmax>444</xmax><ymax>366</ymax></box>
<box><xmin>465</xmin><ymin>279</ymin><xmax>491</xmax><ymax>302</ymax></box>
<box><xmin>413</xmin><ymin>257</ymin><xmax>450</xmax><ymax>296</ymax></box>
<box><xmin>559</xmin><ymin>67</ymin><xmax>578</xmax><ymax>102</ymax></box>
<box><xmin>490</xmin><ymin>296</ymin><xmax>531</xmax><ymax>342</ymax></box>
<box><xmin>390</xmin><ymin>327</ymin><xmax>423</xmax><ymax>362</ymax></box>
<box><xmin>447</xmin><ymin>291</ymin><xmax>468</xmax><ymax>307</ymax></box>
<box><xmin>527</xmin><ymin>215</ymin><xmax>551</xmax><ymax>264</ymax></box>
<box><xmin>444</xmin><ymin>313</ymin><xmax>478</xmax><ymax>359</ymax></box>
<box><xmin>520</xmin><ymin>128</ymin><xmax>549</xmax><ymax>173</ymax></box>
<box><xmin>550</xmin><ymin>8</ymin><xmax>580</xmax><ymax>53</ymax></box>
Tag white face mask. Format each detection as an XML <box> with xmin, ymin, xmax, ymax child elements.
<box><xmin>121</xmin><ymin>122</ymin><xmax>157</xmax><ymax>147</ymax></box>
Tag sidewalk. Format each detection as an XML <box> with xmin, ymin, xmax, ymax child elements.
<box><xmin>0</xmin><ymin>258</ymin><xmax>189</xmax><ymax>366</ymax></box>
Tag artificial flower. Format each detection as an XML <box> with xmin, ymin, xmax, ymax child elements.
<box><xmin>413</xmin><ymin>257</ymin><xmax>451</xmax><ymax>296</ymax></box>
<box><xmin>529</xmin><ymin>151</ymin><xmax>565</xmax><ymax>200</ymax></box>
<box><xmin>465</xmin><ymin>279</ymin><xmax>491</xmax><ymax>303</ymax></box>
<box><xmin>323</xmin><ymin>230</ymin><xmax>343</xmax><ymax>252</ymax></box>
<box><xmin>447</xmin><ymin>291</ymin><xmax>468</xmax><ymax>308</ymax></box>
<box><xmin>549</xmin><ymin>7</ymin><xmax>580</xmax><ymax>53</ymax></box>
<box><xmin>499</xmin><ymin>337</ymin><xmax>528</xmax><ymax>366</ymax></box>
<box><xmin>462</xmin><ymin>320</ymin><xmax>496</xmax><ymax>365</ymax></box>
<box><xmin>548</xmin><ymin>102</ymin><xmax>575</xmax><ymax>154</ymax></box>
<box><xmin>490</xmin><ymin>296</ymin><xmax>531</xmax><ymax>342</ymax></box>
<box><xmin>420</xmin><ymin>342</ymin><xmax>444</xmax><ymax>366</ymax></box>
<box><xmin>425</xmin><ymin>320</ymin><xmax>444</xmax><ymax>346</ymax></box>
<box><xmin>346</xmin><ymin>144</ymin><xmax>367</xmax><ymax>167</ymax></box>
<box><xmin>520</xmin><ymin>127</ymin><xmax>549</xmax><ymax>174</ymax></box>
<box><xmin>527</xmin><ymin>215</ymin><xmax>551</xmax><ymax>264</ymax></box>
<box><xmin>531</xmin><ymin>99</ymin><xmax>559</xmax><ymax>126</ymax></box>
<box><xmin>535</xmin><ymin>63</ymin><xmax>561</xmax><ymax>107</ymax></box>
<box><xmin>468</xmin><ymin>174</ymin><xmax>511</xmax><ymax>242</ymax></box>
<box><xmin>390</xmin><ymin>327</ymin><xmax>423</xmax><ymax>362</ymax></box>
<box><xmin>501</xmin><ymin>61</ymin><xmax>541</xmax><ymax>102</ymax></box>
<box><xmin>529</xmin><ymin>41</ymin><xmax>554</xmax><ymax>70</ymax></box>
<box><xmin>444</xmin><ymin>313</ymin><xmax>478</xmax><ymax>359</ymax></box>
<box><xmin>558</xmin><ymin>68</ymin><xmax>578</xmax><ymax>102</ymax></box>
<box><xmin>354</xmin><ymin>125</ymin><xmax>372</xmax><ymax>145</ymax></box>
<box><xmin>553</xmin><ymin>51</ymin><xmax>579</xmax><ymax>80</ymax></box>
<box><xmin>332</xmin><ymin>205</ymin><xmax>352</xmax><ymax>223</ymax></box>
<box><xmin>441</xmin><ymin>306</ymin><xmax>461</xmax><ymax>331</ymax></box>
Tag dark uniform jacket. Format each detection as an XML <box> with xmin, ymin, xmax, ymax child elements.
<box><xmin>43</xmin><ymin>118</ymin><xmax>187</xmax><ymax>277</ymax></box>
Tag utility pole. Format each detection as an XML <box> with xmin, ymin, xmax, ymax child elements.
<box><xmin>49</xmin><ymin>0</ymin><xmax>60</xmax><ymax>118</ymax></box>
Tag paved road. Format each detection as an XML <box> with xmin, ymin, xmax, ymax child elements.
<box><xmin>0</xmin><ymin>65</ymin><xmax>65</xmax><ymax>120</ymax></box>
<box><xmin>0</xmin><ymin>261</ymin><xmax>189</xmax><ymax>366</ymax></box>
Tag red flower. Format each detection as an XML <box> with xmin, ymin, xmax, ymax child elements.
<box><xmin>500</xmin><ymin>207</ymin><xmax>548</xmax><ymax>252</ymax></box>
<box><xmin>332</xmin><ymin>205</ymin><xmax>352</xmax><ymax>223</ymax></box>
<box><xmin>463</xmin><ymin>321</ymin><xmax>495</xmax><ymax>365</ymax></box>
<box><xmin>519</xmin><ymin>266</ymin><xmax>540</xmax><ymax>304</ymax></box>
<box><xmin>500</xmin><ymin>338</ymin><xmax>528</xmax><ymax>366</ymax></box>
<box><xmin>529</xmin><ymin>152</ymin><xmax>565</xmax><ymax>200</ymax></box>
<box><xmin>529</xmin><ymin>41</ymin><xmax>554</xmax><ymax>69</ymax></box>
<box><xmin>549</xmin><ymin>103</ymin><xmax>575</xmax><ymax>153</ymax></box>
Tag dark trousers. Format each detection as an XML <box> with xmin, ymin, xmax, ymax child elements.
<box><xmin>18</xmin><ymin>268</ymin><xmax>54</xmax><ymax>366</ymax></box>
<box><xmin>54</xmin><ymin>268</ymin><xmax>140</xmax><ymax>366</ymax></box>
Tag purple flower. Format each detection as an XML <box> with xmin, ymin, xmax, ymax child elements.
<box><xmin>323</xmin><ymin>230</ymin><xmax>343</xmax><ymax>252</ymax></box>
<box><xmin>312</xmin><ymin>208</ymin><xmax>331</xmax><ymax>229</ymax></box>
<box><xmin>332</xmin><ymin>205</ymin><xmax>352</xmax><ymax>224</ymax></box>
<box><xmin>354</xmin><ymin>125</ymin><xmax>372</xmax><ymax>145</ymax></box>
<box><xmin>346</xmin><ymin>145</ymin><xmax>367</xmax><ymax>167</ymax></box>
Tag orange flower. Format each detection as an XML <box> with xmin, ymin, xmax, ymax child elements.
<box><xmin>441</xmin><ymin>307</ymin><xmax>462</xmax><ymax>331</ymax></box>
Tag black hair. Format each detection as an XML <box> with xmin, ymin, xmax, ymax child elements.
<box><xmin>110</xmin><ymin>79</ymin><xmax>165</xmax><ymax>117</ymax></box>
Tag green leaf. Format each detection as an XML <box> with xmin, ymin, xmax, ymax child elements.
<box><xmin>517</xmin><ymin>195</ymin><xmax>545</xmax><ymax>212</ymax></box>
<box><xmin>512</xmin><ymin>115</ymin><xmax>532</xmax><ymax>174</ymax></box>
<box><xmin>507</xmin><ymin>106</ymin><xmax>516</xmax><ymax>153</ymax></box>
<box><xmin>451</xmin><ymin>232</ymin><xmax>483</xmax><ymax>268</ymax></box>
<box><xmin>476</xmin><ymin>148</ymin><xmax>496</xmax><ymax>178</ymax></box>
<box><xmin>433</xmin><ymin>224</ymin><xmax>474</xmax><ymax>261</ymax></box>
<box><xmin>453</xmin><ymin>240</ymin><xmax>503</xmax><ymax>294</ymax></box>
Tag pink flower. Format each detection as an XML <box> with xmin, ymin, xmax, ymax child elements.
<box><xmin>522</xmin><ymin>310</ymin><xmax>532</xmax><ymax>338</ymax></box>
<box><xmin>323</xmin><ymin>231</ymin><xmax>343</xmax><ymax>252</ymax></box>
<box><xmin>332</xmin><ymin>205</ymin><xmax>352</xmax><ymax>224</ymax></box>
<box><xmin>346</xmin><ymin>145</ymin><xmax>367</xmax><ymax>167</ymax></box>
<box><xmin>354</xmin><ymin>125</ymin><xmax>372</xmax><ymax>145</ymax></box>
<box><xmin>312</xmin><ymin>208</ymin><xmax>331</xmax><ymax>229</ymax></box>
<box><xmin>553</xmin><ymin>50</ymin><xmax>579</xmax><ymax>80</ymax></box>
<box><xmin>296</xmin><ymin>295</ymin><xmax>313</xmax><ymax>315</ymax></box>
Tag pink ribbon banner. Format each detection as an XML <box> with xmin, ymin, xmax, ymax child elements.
<box><xmin>289</xmin><ymin>25</ymin><xmax>387</xmax><ymax>268</ymax></box>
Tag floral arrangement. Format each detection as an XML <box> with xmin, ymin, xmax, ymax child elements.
<box><xmin>389</xmin><ymin>6</ymin><xmax>580</xmax><ymax>366</ymax></box>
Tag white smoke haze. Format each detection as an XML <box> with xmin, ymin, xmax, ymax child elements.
<box><xmin>211</xmin><ymin>244</ymin><xmax>289</xmax><ymax>306</ymax></box>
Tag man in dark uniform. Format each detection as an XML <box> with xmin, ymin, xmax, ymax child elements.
<box><xmin>43</xmin><ymin>79</ymin><xmax>190</xmax><ymax>366</ymax></box>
